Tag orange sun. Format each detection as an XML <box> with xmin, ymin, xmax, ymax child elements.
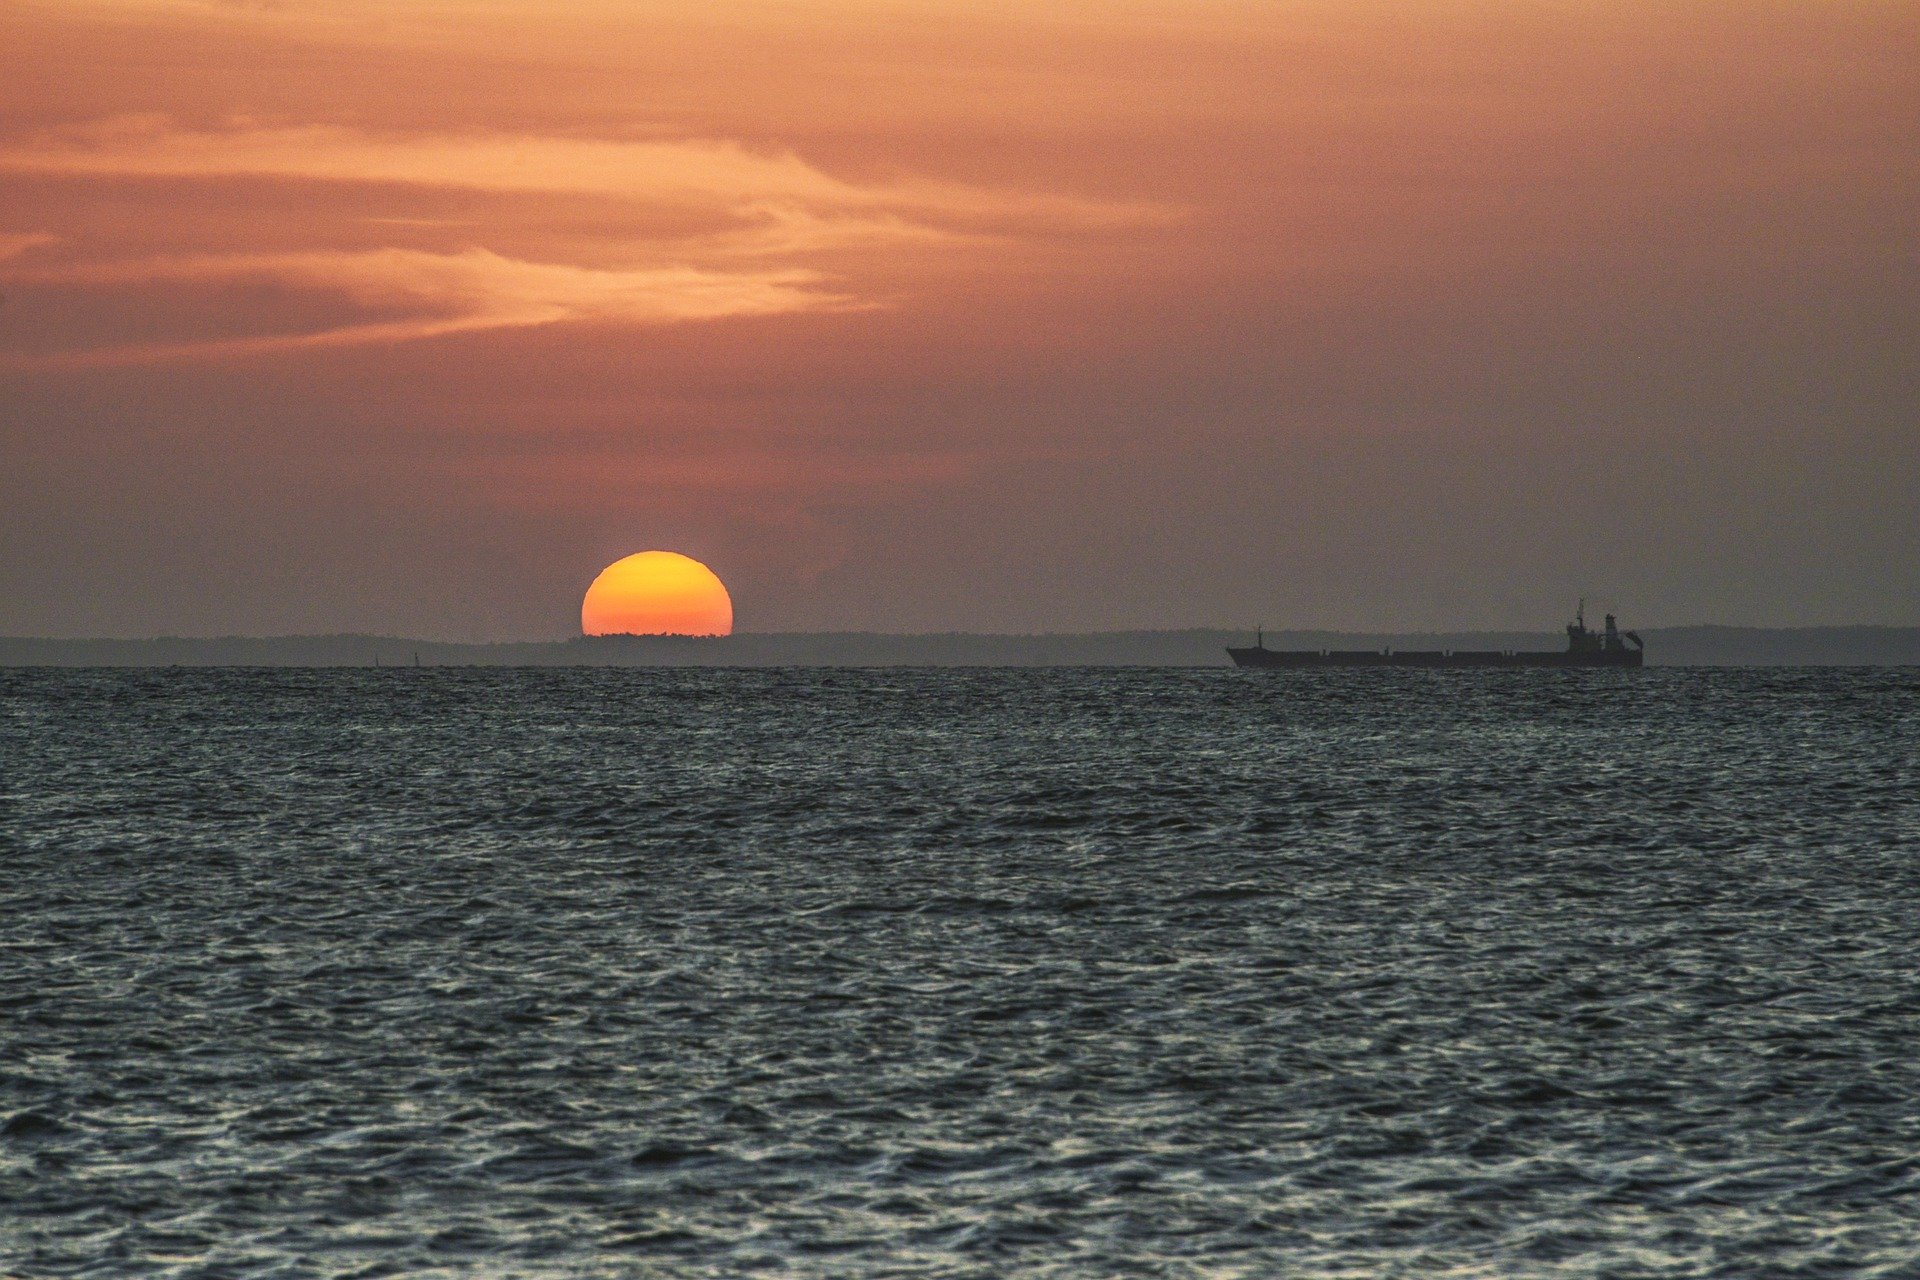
<box><xmin>581</xmin><ymin>551</ymin><xmax>734</xmax><ymax>636</ymax></box>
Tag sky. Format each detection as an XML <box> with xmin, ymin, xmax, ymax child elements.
<box><xmin>2</xmin><ymin>0</ymin><xmax>1915</xmax><ymax>638</ymax></box>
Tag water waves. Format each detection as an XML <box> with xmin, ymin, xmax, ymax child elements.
<box><xmin>2</xmin><ymin>667</ymin><xmax>1917</xmax><ymax>1276</ymax></box>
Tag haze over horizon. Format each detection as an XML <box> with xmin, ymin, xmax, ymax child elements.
<box><xmin>4</xmin><ymin>0</ymin><xmax>1915</xmax><ymax>641</ymax></box>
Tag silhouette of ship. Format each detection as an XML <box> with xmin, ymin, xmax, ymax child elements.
<box><xmin>1228</xmin><ymin>604</ymin><xmax>1645</xmax><ymax>668</ymax></box>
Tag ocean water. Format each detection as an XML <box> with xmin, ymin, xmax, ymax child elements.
<box><xmin>2</xmin><ymin>667</ymin><xmax>1918</xmax><ymax>1278</ymax></box>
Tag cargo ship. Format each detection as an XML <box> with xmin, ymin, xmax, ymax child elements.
<box><xmin>1228</xmin><ymin>604</ymin><xmax>1645</xmax><ymax>668</ymax></box>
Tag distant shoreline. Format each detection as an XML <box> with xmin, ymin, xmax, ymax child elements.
<box><xmin>3</xmin><ymin>627</ymin><xmax>1918</xmax><ymax>667</ymax></box>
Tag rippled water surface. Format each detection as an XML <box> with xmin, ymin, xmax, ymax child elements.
<box><xmin>4</xmin><ymin>667</ymin><xmax>1919</xmax><ymax>1278</ymax></box>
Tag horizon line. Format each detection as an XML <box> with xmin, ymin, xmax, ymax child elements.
<box><xmin>8</xmin><ymin>622</ymin><xmax>1920</xmax><ymax>645</ymax></box>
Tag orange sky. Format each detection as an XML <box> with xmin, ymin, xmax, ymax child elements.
<box><xmin>3</xmin><ymin>0</ymin><xmax>1916</xmax><ymax>636</ymax></box>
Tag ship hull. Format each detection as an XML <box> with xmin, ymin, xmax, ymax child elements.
<box><xmin>1227</xmin><ymin>647</ymin><xmax>1644</xmax><ymax>669</ymax></box>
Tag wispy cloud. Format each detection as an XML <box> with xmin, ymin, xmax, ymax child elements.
<box><xmin>0</xmin><ymin>119</ymin><xmax>1162</xmax><ymax>232</ymax></box>
<box><xmin>4</xmin><ymin>247</ymin><xmax>859</xmax><ymax>366</ymax></box>
<box><xmin>0</xmin><ymin>119</ymin><xmax>1167</xmax><ymax>363</ymax></box>
<box><xmin>0</xmin><ymin>232</ymin><xmax>59</xmax><ymax>262</ymax></box>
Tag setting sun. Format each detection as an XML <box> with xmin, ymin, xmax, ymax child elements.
<box><xmin>580</xmin><ymin>551</ymin><xmax>733</xmax><ymax>636</ymax></box>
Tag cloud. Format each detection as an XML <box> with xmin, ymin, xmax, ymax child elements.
<box><xmin>0</xmin><ymin>119</ymin><xmax>1163</xmax><ymax>233</ymax></box>
<box><xmin>0</xmin><ymin>233</ymin><xmax>59</xmax><ymax>262</ymax></box>
<box><xmin>4</xmin><ymin>247</ymin><xmax>858</xmax><ymax>366</ymax></box>
<box><xmin>0</xmin><ymin>119</ymin><xmax>1168</xmax><ymax>363</ymax></box>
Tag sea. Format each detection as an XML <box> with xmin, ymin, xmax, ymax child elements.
<box><xmin>2</xmin><ymin>667</ymin><xmax>1917</xmax><ymax>1278</ymax></box>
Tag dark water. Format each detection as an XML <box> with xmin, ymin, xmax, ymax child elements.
<box><xmin>3</xmin><ymin>668</ymin><xmax>1918</xmax><ymax>1278</ymax></box>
